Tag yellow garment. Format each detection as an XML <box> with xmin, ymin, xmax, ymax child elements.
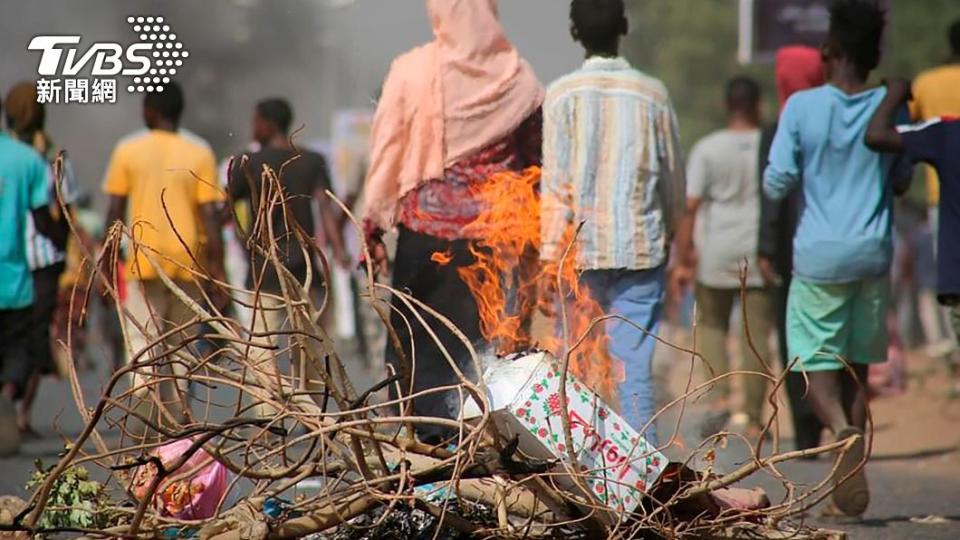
<box><xmin>103</xmin><ymin>129</ymin><xmax>223</xmax><ymax>281</ymax></box>
<box><xmin>59</xmin><ymin>238</ymin><xmax>85</xmax><ymax>289</ymax></box>
<box><xmin>910</xmin><ymin>65</ymin><xmax>960</xmax><ymax>205</ymax></box>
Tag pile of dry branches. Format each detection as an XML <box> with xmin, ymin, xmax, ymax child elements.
<box><xmin>2</xmin><ymin>164</ymin><xmax>861</xmax><ymax>540</ymax></box>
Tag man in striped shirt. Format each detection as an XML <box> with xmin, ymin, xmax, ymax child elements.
<box><xmin>541</xmin><ymin>0</ymin><xmax>685</xmax><ymax>444</ymax></box>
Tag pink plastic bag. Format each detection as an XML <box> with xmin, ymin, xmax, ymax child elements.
<box><xmin>131</xmin><ymin>438</ymin><xmax>230</xmax><ymax>520</ymax></box>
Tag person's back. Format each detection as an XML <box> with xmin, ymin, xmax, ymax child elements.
<box><xmin>104</xmin><ymin>128</ymin><xmax>218</xmax><ymax>280</ymax></box>
<box><xmin>766</xmin><ymin>84</ymin><xmax>894</xmax><ymax>282</ymax></box>
<box><xmin>234</xmin><ymin>147</ymin><xmax>330</xmax><ymax>289</ymax></box>
<box><xmin>688</xmin><ymin>128</ymin><xmax>762</xmax><ymax>287</ymax></box>
<box><xmin>542</xmin><ymin>61</ymin><xmax>682</xmax><ymax>269</ymax></box>
<box><xmin>0</xmin><ymin>133</ymin><xmax>48</xmax><ymax>310</ymax></box>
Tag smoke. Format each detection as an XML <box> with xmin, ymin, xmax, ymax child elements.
<box><xmin>0</xmin><ymin>0</ymin><xmax>579</xmax><ymax>200</ymax></box>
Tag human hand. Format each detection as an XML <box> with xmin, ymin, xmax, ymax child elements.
<box><xmin>364</xmin><ymin>238</ymin><xmax>389</xmax><ymax>278</ymax></box>
<box><xmin>758</xmin><ymin>256</ymin><xmax>781</xmax><ymax>287</ymax></box>
<box><xmin>668</xmin><ymin>264</ymin><xmax>695</xmax><ymax>303</ymax></box>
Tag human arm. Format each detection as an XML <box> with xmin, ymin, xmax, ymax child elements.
<box><xmin>32</xmin><ymin>206</ymin><xmax>68</xmax><ymax>250</ymax></box>
<box><xmin>26</xmin><ymin>157</ymin><xmax>67</xmax><ymax>250</ymax></box>
<box><xmin>100</xmin><ymin>195</ymin><xmax>127</xmax><ymax>286</ymax></box>
<box><xmin>196</xmin><ymin>152</ymin><xmax>227</xmax><ymax>284</ymax></box>
<box><xmin>39</xmin><ymin>154</ymin><xmax>80</xmax><ymax>251</ymax></box>
<box><xmin>669</xmin><ymin>197</ymin><xmax>701</xmax><ymax>300</ymax></box>
<box><xmin>756</xmin><ymin>127</ymin><xmax>785</xmax><ymax>286</ymax></box>
<box><xmin>227</xmin><ymin>155</ymin><xmax>253</xmax><ymax>202</ymax></box>
<box><xmin>318</xmin><ymin>197</ymin><xmax>350</xmax><ymax>268</ymax></box>
<box><xmin>103</xmin><ymin>195</ymin><xmax>127</xmax><ymax>233</ymax></box>
<box><xmin>762</xmin><ymin>101</ymin><xmax>802</xmax><ymax>202</ymax></box>
<box><xmin>657</xmin><ymin>99</ymin><xmax>687</xmax><ymax>238</ymax></box>
<box><xmin>314</xmin><ymin>156</ymin><xmax>350</xmax><ymax>268</ymax></box>
<box><xmin>359</xmin><ymin>62</ymin><xmax>407</xmax><ymax>276</ymax></box>
<box><xmin>865</xmin><ymin>79</ymin><xmax>911</xmax><ymax>153</ymax></box>
<box><xmin>669</xmin><ymin>138</ymin><xmax>707</xmax><ymax>298</ymax></box>
<box><xmin>200</xmin><ymin>203</ymin><xmax>225</xmax><ymax>278</ymax></box>
<box><xmin>198</xmin><ymin>201</ymin><xmax>230</xmax><ymax>312</ymax></box>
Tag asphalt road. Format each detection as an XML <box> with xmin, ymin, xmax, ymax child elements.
<box><xmin>2</xmin><ymin>348</ymin><xmax>959</xmax><ymax>539</ymax></box>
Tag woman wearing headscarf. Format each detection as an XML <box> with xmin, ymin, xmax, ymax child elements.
<box><xmin>361</xmin><ymin>0</ymin><xmax>543</xmax><ymax>442</ymax></box>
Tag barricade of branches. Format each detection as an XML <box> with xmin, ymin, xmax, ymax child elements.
<box><xmin>2</xmin><ymin>160</ymin><xmax>862</xmax><ymax>540</ymax></box>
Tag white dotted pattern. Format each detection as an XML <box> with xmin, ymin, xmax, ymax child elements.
<box><xmin>126</xmin><ymin>15</ymin><xmax>188</xmax><ymax>94</ymax></box>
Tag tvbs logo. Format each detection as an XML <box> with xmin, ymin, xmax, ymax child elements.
<box><xmin>28</xmin><ymin>16</ymin><xmax>189</xmax><ymax>104</ymax></box>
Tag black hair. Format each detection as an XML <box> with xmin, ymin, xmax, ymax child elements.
<box><xmin>570</xmin><ymin>0</ymin><xmax>627</xmax><ymax>53</ymax></box>
<box><xmin>828</xmin><ymin>0</ymin><xmax>886</xmax><ymax>73</ymax></box>
<box><xmin>950</xmin><ymin>19</ymin><xmax>960</xmax><ymax>56</ymax></box>
<box><xmin>143</xmin><ymin>81</ymin><xmax>184</xmax><ymax>122</ymax></box>
<box><xmin>726</xmin><ymin>76</ymin><xmax>761</xmax><ymax>113</ymax></box>
<box><xmin>256</xmin><ymin>98</ymin><xmax>293</xmax><ymax>135</ymax></box>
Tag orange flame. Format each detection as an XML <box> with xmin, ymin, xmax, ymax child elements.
<box><xmin>430</xmin><ymin>249</ymin><xmax>454</xmax><ymax>266</ymax></box>
<box><xmin>444</xmin><ymin>167</ymin><xmax>618</xmax><ymax>404</ymax></box>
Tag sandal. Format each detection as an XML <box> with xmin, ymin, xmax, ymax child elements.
<box><xmin>831</xmin><ymin>426</ymin><xmax>869</xmax><ymax>516</ymax></box>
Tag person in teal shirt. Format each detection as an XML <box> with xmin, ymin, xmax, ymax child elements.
<box><xmin>0</xmin><ymin>92</ymin><xmax>65</xmax><ymax>456</ymax></box>
<box><xmin>763</xmin><ymin>0</ymin><xmax>901</xmax><ymax>519</ymax></box>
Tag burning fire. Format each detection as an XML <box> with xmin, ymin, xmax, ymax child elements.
<box><xmin>450</xmin><ymin>167</ymin><xmax>619</xmax><ymax>404</ymax></box>
<box><xmin>431</xmin><ymin>249</ymin><xmax>454</xmax><ymax>266</ymax></box>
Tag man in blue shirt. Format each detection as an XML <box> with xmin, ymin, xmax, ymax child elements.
<box><xmin>0</xmin><ymin>90</ymin><xmax>66</xmax><ymax>456</ymax></box>
<box><xmin>763</xmin><ymin>0</ymin><xmax>891</xmax><ymax>518</ymax></box>
<box><xmin>866</xmin><ymin>78</ymin><xmax>960</xmax><ymax>397</ymax></box>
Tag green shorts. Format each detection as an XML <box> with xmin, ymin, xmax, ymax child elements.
<box><xmin>786</xmin><ymin>276</ymin><xmax>890</xmax><ymax>372</ymax></box>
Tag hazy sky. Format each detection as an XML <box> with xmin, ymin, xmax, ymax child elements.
<box><xmin>0</xmin><ymin>0</ymin><xmax>582</xmax><ymax>195</ymax></box>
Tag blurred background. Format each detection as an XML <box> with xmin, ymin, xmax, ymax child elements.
<box><xmin>1</xmin><ymin>0</ymin><xmax>959</xmax><ymax>204</ymax></box>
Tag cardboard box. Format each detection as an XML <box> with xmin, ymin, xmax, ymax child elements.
<box><xmin>463</xmin><ymin>352</ymin><xmax>667</xmax><ymax>515</ymax></box>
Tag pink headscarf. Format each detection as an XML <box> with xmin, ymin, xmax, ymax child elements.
<box><xmin>775</xmin><ymin>46</ymin><xmax>825</xmax><ymax>108</ymax></box>
<box><xmin>362</xmin><ymin>0</ymin><xmax>544</xmax><ymax>231</ymax></box>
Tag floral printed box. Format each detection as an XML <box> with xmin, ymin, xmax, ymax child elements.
<box><xmin>463</xmin><ymin>352</ymin><xmax>667</xmax><ymax>516</ymax></box>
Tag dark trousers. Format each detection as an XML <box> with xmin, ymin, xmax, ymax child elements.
<box><xmin>385</xmin><ymin>226</ymin><xmax>483</xmax><ymax>443</ymax></box>
<box><xmin>0</xmin><ymin>306</ymin><xmax>34</xmax><ymax>396</ymax></box>
<box><xmin>775</xmin><ymin>277</ymin><xmax>824</xmax><ymax>450</ymax></box>
<box><xmin>29</xmin><ymin>262</ymin><xmax>65</xmax><ymax>376</ymax></box>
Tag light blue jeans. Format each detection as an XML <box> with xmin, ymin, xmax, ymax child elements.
<box><xmin>580</xmin><ymin>265</ymin><xmax>666</xmax><ymax>445</ymax></box>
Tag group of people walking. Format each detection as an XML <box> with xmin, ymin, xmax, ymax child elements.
<box><xmin>359</xmin><ymin>0</ymin><xmax>960</xmax><ymax>520</ymax></box>
<box><xmin>2</xmin><ymin>0</ymin><xmax>959</xmax><ymax>522</ymax></box>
